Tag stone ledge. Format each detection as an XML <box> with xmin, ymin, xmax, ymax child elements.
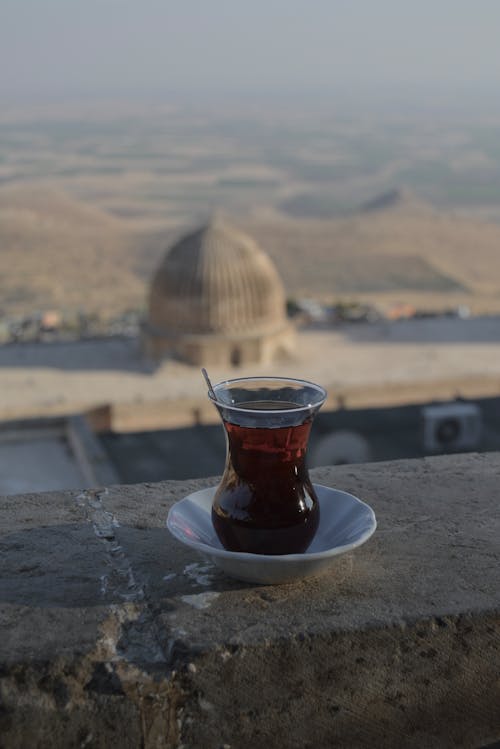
<box><xmin>1</xmin><ymin>454</ymin><xmax>500</xmax><ymax>748</ymax></box>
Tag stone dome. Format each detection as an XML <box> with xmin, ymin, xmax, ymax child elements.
<box><xmin>143</xmin><ymin>219</ymin><xmax>294</xmax><ymax>366</ymax></box>
<box><xmin>149</xmin><ymin>219</ymin><xmax>286</xmax><ymax>334</ymax></box>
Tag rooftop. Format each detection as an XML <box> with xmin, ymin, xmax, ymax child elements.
<box><xmin>0</xmin><ymin>316</ymin><xmax>500</xmax><ymax>425</ymax></box>
<box><xmin>100</xmin><ymin>395</ymin><xmax>500</xmax><ymax>484</ymax></box>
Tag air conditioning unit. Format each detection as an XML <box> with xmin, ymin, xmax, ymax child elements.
<box><xmin>421</xmin><ymin>402</ymin><xmax>482</xmax><ymax>453</ymax></box>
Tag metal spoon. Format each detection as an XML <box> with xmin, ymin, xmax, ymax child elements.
<box><xmin>201</xmin><ymin>368</ymin><xmax>216</xmax><ymax>400</ymax></box>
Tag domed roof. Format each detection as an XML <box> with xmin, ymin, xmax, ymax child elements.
<box><xmin>148</xmin><ymin>219</ymin><xmax>287</xmax><ymax>336</ymax></box>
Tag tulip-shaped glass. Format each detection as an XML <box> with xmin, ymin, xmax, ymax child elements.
<box><xmin>207</xmin><ymin>376</ymin><xmax>326</xmax><ymax>555</ymax></box>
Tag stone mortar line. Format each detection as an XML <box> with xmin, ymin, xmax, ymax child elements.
<box><xmin>75</xmin><ymin>488</ymin><xmax>144</xmax><ymax>602</ymax></box>
<box><xmin>83</xmin><ymin>604</ymin><xmax>185</xmax><ymax>749</ymax></box>
<box><xmin>74</xmin><ymin>488</ymin><xmax>202</xmax><ymax>656</ymax></box>
<box><xmin>74</xmin><ymin>488</ymin><xmax>187</xmax><ymax>747</ymax></box>
<box><xmin>74</xmin><ymin>487</ymin><xmax>206</xmax><ymax>668</ymax></box>
<box><xmin>73</xmin><ymin>489</ymin><xmax>170</xmax><ymax>670</ymax></box>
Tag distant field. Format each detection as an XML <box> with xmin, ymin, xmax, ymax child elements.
<box><xmin>309</xmin><ymin>255</ymin><xmax>464</xmax><ymax>293</ymax></box>
<box><xmin>3</xmin><ymin>105</ymin><xmax>500</xmax><ymax>225</ymax></box>
<box><xmin>2</xmin><ymin>103</ymin><xmax>500</xmax><ymax>316</ymax></box>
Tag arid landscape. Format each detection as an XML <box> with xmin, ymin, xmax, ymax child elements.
<box><xmin>2</xmin><ymin>102</ymin><xmax>500</xmax><ymax>319</ymax></box>
<box><xmin>0</xmin><ymin>100</ymin><xmax>499</xmax><ymax>429</ymax></box>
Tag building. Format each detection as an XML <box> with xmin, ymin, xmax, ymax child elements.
<box><xmin>142</xmin><ymin>218</ymin><xmax>294</xmax><ymax>366</ymax></box>
<box><xmin>99</xmin><ymin>395</ymin><xmax>500</xmax><ymax>483</ymax></box>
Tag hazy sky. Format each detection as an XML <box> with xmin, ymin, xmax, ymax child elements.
<box><xmin>1</xmin><ymin>0</ymin><xmax>500</xmax><ymax>101</ymax></box>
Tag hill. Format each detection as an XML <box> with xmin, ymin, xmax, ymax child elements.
<box><xmin>241</xmin><ymin>194</ymin><xmax>500</xmax><ymax>310</ymax></box>
<box><xmin>2</xmin><ymin>184</ymin><xmax>500</xmax><ymax>317</ymax></box>
<box><xmin>0</xmin><ymin>185</ymin><xmax>151</xmax><ymax>316</ymax></box>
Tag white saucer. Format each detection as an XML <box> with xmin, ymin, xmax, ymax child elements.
<box><xmin>166</xmin><ymin>484</ymin><xmax>376</xmax><ymax>585</ymax></box>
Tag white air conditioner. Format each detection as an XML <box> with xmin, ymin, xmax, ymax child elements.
<box><xmin>421</xmin><ymin>402</ymin><xmax>482</xmax><ymax>453</ymax></box>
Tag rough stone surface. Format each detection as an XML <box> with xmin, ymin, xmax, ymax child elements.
<box><xmin>1</xmin><ymin>454</ymin><xmax>500</xmax><ymax>748</ymax></box>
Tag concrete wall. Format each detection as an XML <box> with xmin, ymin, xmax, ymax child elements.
<box><xmin>1</xmin><ymin>454</ymin><xmax>500</xmax><ymax>748</ymax></box>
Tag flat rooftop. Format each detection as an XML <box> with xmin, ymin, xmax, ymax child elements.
<box><xmin>0</xmin><ymin>435</ymin><xmax>85</xmax><ymax>496</ymax></box>
<box><xmin>0</xmin><ymin>316</ymin><xmax>499</xmax><ymax>426</ymax></box>
<box><xmin>0</xmin><ymin>416</ymin><xmax>118</xmax><ymax>496</ymax></box>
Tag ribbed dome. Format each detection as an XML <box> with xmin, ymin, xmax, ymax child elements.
<box><xmin>148</xmin><ymin>219</ymin><xmax>287</xmax><ymax>335</ymax></box>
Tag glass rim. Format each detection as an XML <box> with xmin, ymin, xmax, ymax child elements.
<box><xmin>207</xmin><ymin>375</ymin><xmax>327</xmax><ymax>415</ymax></box>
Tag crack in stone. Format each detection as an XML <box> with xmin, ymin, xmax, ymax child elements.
<box><xmin>92</xmin><ymin>605</ymin><xmax>187</xmax><ymax>748</ymax></box>
<box><xmin>72</xmin><ymin>489</ymin><xmax>187</xmax><ymax>746</ymax></box>
<box><xmin>75</xmin><ymin>488</ymin><xmax>119</xmax><ymax>540</ymax></box>
<box><xmin>75</xmin><ymin>489</ymin><xmax>144</xmax><ymax>603</ymax></box>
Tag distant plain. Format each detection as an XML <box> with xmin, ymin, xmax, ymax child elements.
<box><xmin>2</xmin><ymin>101</ymin><xmax>500</xmax><ymax>317</ymax></box>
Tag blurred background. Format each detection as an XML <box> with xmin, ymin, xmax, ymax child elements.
<box><xmin>1</xmin><ymin>0</ymin><xmax>500</xmax><ymax>494</ymax></box>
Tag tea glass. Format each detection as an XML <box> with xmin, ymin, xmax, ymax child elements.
<box><xmin>207</xmin><ymin>376</ymin><xmax>326</xmax><ymax>555</ymax></box>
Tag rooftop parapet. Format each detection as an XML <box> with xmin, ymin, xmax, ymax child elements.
<box><xmin>1</xmin><ymin>454</ymin><xmax>499</xmax><ymax>748</ymax></box>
